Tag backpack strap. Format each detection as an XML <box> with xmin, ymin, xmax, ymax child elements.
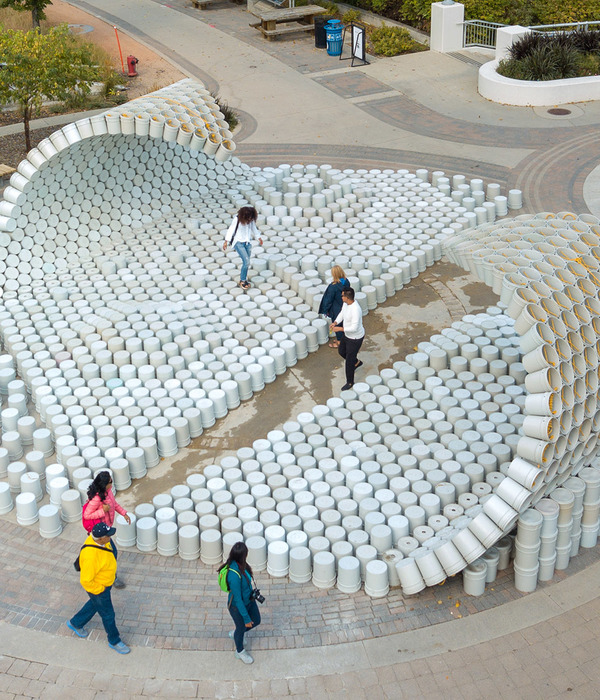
<box><xmin>80</xmin><ymin>543</ymin><xmax>116</xmax><ymax>558</ymax></box>
<box><xmin>227</xmin><ymin>567</ymin><xmax>241</xmax><ymax>586</ymax></box>
<box><xmin>229</xmin><ymin>220</ymin><xmax>240</xmax><ymax>246</ymax></box>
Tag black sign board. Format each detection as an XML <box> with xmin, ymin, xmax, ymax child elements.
<box><xmin>339</xmin><ymin>22</ymin><xmax>369</xmax><ymax>67</ymax></box>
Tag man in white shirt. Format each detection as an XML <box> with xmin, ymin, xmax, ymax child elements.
<box><xmin>330</xmin><ymin>287</ymin><xmax>365</xmax><ymax>390</ymax></box>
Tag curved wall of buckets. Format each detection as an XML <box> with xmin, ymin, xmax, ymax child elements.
<box><xmin>0</xmin><ymin>77</ymin><xmax>598</xmax><ymax>600</ymax></box>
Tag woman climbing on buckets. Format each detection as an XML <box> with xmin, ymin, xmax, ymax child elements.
<box><xmin>223</xmin><ymin>206</ymin><xmax>263</xmax><ymax>290</ymax></box>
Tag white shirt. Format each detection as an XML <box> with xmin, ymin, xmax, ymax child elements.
<box><xmin>225</xmin><ymin>218</ymin><xmax>261</xmax><ymax>245</ymax></box>
<box><xmin>335</xmin><ymin>301</ymin><xmax>364</xmax><ymax>340</ymax></box>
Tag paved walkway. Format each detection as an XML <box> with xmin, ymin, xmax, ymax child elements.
<box><xmin>2</xmin><ymin>1</ymin><xmax>600</xmax><ymax>697</ymax></box>
<box><xmin>0</xmin><ymin>108</ymin><xmax>108</xmax><ymax>138</ymax></box>
<box><xmin>69</xmin><ymin>0</ymin><xmax>600</xmax><ymax>216</ymax></box>
<box><xmin>2</xmin><ymin>560</ymin><xmax>600</xmax><ymax>697</ymax></box>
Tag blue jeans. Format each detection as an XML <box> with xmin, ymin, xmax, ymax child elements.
<box><xmin>228</xmin><ymin>599</ymin><xmax>261</xmax><ymax>653</ymax></box>
<box><xmin>70</xmin><ymin>586</ymin><xmax>121</xmax><ymax>645</ymax></box>
<box><xmin>234</xmin><ymin>242</ymin><xmax>252</xmax><ymax>282</ymax></box>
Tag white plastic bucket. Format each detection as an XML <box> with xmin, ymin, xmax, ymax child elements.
<box><xmin>395</xmin><ymin>557</ymin><xmax>425</xmax><ymax>595</ymax></box>
<box><xmin>514</xmin><ymin>562</ymin><xmax>539</xmax><ymax>593</ymax></box>
<box><xmin>462</xmin><ymin>558</ymin><xmax>487</xmax><ymax>596</ymax></box>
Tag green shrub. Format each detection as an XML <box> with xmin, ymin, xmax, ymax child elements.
<box><xmin>342</xmin><ymin>8</ymin><xmax>362</xmax><ymax>23</ymax></box>
<box><xmin>571</xmin><ymin>27</ymin><xmax>600</xmax><ymax>53</ymax></box>
<box><xmin>64</xmin><ymin>89</ymin><xmax>89</xmax><ymax>110</ymax></box>
<box><xmin>369</xmin><ymin>25</ymin><xmax>424</xmax><ymax>56</ymax></box>
<box><xmin>337</xmin><ymin>0</ymin><xmax>600</xmax><ymax>33</ymax></box>
<box><xmin>507</xmin><ymin>32</ymin><xmax>547</xmax><ymax>61</ymax></box>
<box><xmin>398</xmin><ymin>0</ymin><xmax>431</xmax><ymax>30</ymax></box>
<box><xmin>214</xmin><ymin>95</ymin><xmax>238</xmax><ymax>131</ymax></box>
<box><xmin>550</xmin><ymin>42</ymin><xmax>581</xmax><ymax>78</ymax></box>
<box><xmin>462</xmin><ymin>0</ymin><xmax>517</xmax><ymax>23</ymax></box>
<box><xmin>314</xmin><ymin>0</ymin><xmax>339</xmax><ymax>15</ymax></box>
<box><xmin>496</xmin><ymin>57</ymin><xmax>528</xmax><ymax>80</ymax></box>
<box><xmin>102</xmin><ymin>69</ymin><xmax>123</xmax><ymax>99</ymax></box>
<box><xmin>531</xmin><ymin>0</ymin><xmax>600</xmax><ymax>25</ymax></box>
<box><xmin>577</xmin><ymin>52</ymin><xmax>600</xmax><ymax>75</ymax></box>
<box><xmin>370</xmin><ymin>0</ymin><xmax>388</xmax><ymax>14</ymax></box>
<box><xmin>500</xmin><ymin>29</ymin><xmax>600</xmax><ymax>81</ymax></box>
<box><xmin>519</xmin><ymin>46</ymin><xmax>561</xmax><ymax>80</ymax></box>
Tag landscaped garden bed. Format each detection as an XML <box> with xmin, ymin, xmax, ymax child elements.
<box><xmin>497</xmin><ymin>29</ymin><xmax>600</xmax><ymax>81</ymax></box>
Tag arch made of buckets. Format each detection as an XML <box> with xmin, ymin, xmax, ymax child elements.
<box><xmin>441</xmin><ymin>215</ymin><xmax>600</xmax><ymax>560</ymax></box>
<box><xmin>0</xmin><ymin>79</ymin><xmax>236</xmax><ymax>242</ymax></box>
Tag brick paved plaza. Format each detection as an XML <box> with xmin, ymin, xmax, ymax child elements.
<box><xmin>2</xmin><ymin>0</ymin><xmax>600</xmax><ymax>697</ymax></box>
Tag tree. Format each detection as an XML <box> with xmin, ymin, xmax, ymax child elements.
<box><xmin>0</xmin><ymin>0</ymin><xmax>52</xmax><ymax>29</ymax></box>
<box><xmin>0</xmin><ymin>25</ymin><xmax>99</xmax><ymax>151</ymax></box>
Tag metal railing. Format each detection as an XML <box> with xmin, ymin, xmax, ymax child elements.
<box><xmin>462</xmin><ymin>19</ymin><xmax>600</xmax><ymax>50</ymax></box>
<box><xmin>528</xmin><ymin>20</ymin><xmax>600</xmax><ymax>35</ymax></box>
<box><xmin>463</xmin><ymin>19</ymin><xmax>506</xmax><ymax>49</ymax></box>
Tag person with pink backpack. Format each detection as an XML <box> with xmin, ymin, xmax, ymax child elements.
<box><xmin>83</xmin><ymin>471</ymin><xmax>131</xmax><ymax>589</ymax></box>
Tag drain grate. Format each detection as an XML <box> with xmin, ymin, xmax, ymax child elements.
<box><xmin>447</xmin><ymin>51</ymin><xmax>488</xmax><ymax>68</ymax></box>
<box><xmin>547</xmin><ymin>108</ymin><xmax>571</xmax><ymax>116</ymax></box>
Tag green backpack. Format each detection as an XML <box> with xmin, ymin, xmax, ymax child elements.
<box><xmin>218</xmin><ymin>565</ymin><xmax>240</xmax><ymax>592</ymax></box>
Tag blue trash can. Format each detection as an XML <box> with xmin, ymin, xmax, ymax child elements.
<box><xmin>325</xmin><ymin>19</ymin><xmax>343</xmax><ymax>56</ymax></box>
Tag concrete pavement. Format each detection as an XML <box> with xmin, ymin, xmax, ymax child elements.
<box><xmin>0</xmin><ymin>108</ymin><xmax>108</xmax><ymax>138</ymax></box>
<box><xmin>63</xmin><ymin>0</ymin><xmax>600</xmax><ymax>215</ymax></box>
<box><xmin>2</xmin><ymin>561</ymin><xmax>600</xmax><ymax>696</ymax></box>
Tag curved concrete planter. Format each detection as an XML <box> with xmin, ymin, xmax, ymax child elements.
<box><xmin>479</xmin><ymin>59</ymin><xmax>600</xmax><ymax>107</ymax></box>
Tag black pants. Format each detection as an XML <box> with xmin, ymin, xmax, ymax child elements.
<box><xmin>338</xmin><ymin>335</ymin><xmax>364</xmax><ymax>385</ymax></box>
<box><xmin>228</xmin><ymin>599</ymin><xmax>261</xmax><ymax>653</ymax></box>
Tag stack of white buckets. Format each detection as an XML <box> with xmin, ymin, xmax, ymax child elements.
<box><xmin>464</xmin><ymin>466</ymin><xmax>600</xmax><ymax>595</ymax></box>
<box><xmin>0</xmin><ymin>76</ymin><xmax>598</xmax><ymax>600</ymax></box>
<box><xmin>0</xmin><ymin>354</ymin><xmax>86</xmax><ymax>538</ymax></box>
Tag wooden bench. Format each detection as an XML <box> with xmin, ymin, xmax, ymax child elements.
<box><xmin>249</xmin><ymin>4</ymin><xmax>326</xmax><ymax>40</ymax></box>
<box><xmin>0</xmin><ymin>164</ymin><xmax>15</xmax><ymax>178</ymax></box>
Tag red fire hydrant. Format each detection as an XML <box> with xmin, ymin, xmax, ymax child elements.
<box><xmin>127</xmin><ymin>55</ymin><xmax>139</xmax><ymax>77</ymax></box>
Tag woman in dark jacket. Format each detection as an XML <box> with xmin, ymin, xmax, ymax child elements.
<box><xmin>219</xmin><ymin>542</ymin><xmax>261</xmax><ymax>664</ymax></box>
<box><xmin>318</xmin><ymin>265</ymin><xmax>350</xmax><ymax>348</ymax></box>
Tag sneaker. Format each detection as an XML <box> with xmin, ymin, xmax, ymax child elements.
<box><xmin>235</xmin><ymin>649</ymin><xmax>254</xmax><ymax>664</ymax></box>
<box><xmin>228</xmin><ymin>630</ymin><xmax>235</xmax><ymax>641</ymax></box>
<box><xmin>354</xmin><ymin>360</ymin><xmax>363</xmax><ymax>370</ymax></box>
<box><xmin>108</xmin><ymin>641</ymin><xmax>131</xmax><ymax>654</ymax></box>
<box><xmin>341</xmin><ymin>383</ymin><xmax>353</xmax><ymax>391</ymax></box>
<box><xmin>113</xmin><ymin>576</ymin><xmax>126</xmax><ymax>589</ymax></box>
<box><xmin>66</xmin><ymin>620</ymin><xmax>89</xmax><ymax>638</ymax></box>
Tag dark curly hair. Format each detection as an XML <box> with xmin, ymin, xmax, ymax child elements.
<box><xmin>237</xmin><ymin>206</ymin><xmax>258</xmax><ymax>226</ymax></box>
<box><xmin>87</xmin><ymin>470</ymin><xmax>112</xmax><ymax>502</ymax></box>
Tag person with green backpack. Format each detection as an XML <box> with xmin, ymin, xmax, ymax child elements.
<box><xmin>218</xmin><ymin>542</ymin><xmax>262</xmax><ymax>664</ymax></box>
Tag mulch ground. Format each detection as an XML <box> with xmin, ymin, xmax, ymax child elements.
<box><xmin>0</xmin><ymin>126</ymin><xmax>57</xmax><ymax>170</ymax></box>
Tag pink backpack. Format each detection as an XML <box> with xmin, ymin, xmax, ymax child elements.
<box><xmin>82</xmin><ymin>500</ymin><xmax>105</xmax><ymax>533</ymax></box>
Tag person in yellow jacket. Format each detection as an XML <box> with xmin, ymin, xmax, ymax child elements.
<box><xmin>66</xmin><ymin>522</ymin><xmax>130</xmax><ymax>654</ymax></box>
